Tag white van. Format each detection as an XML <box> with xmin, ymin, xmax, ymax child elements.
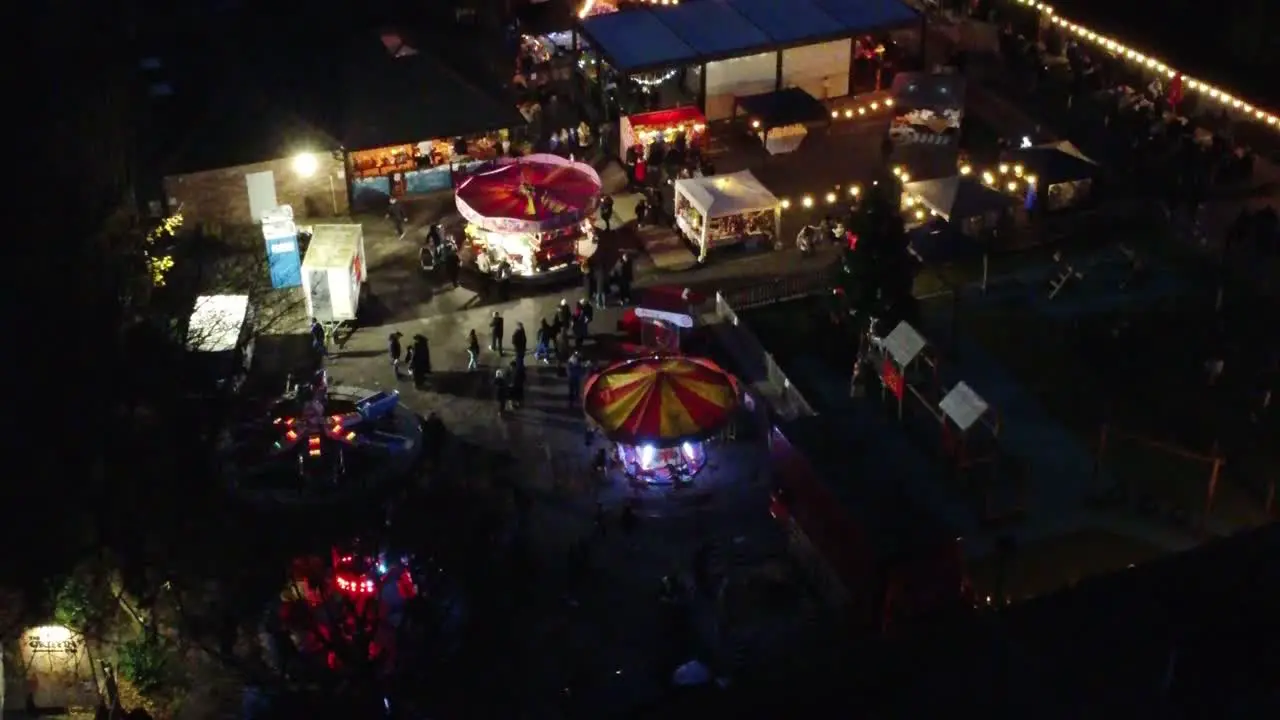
<box><xmin>186</xmin><ymin>294</ymin><xmax>255</xmax><ymax>393</ymax></box>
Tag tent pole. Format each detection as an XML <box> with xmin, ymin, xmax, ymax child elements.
<box><xmin>981</xmin><ymin>253</ymin><xmax>989</xmax><ymax>294</ymax></box>
<box><xmin>847</xmin><ymin>37</ymin><xmax>857</xmax><ymax>94</ymax></box>
<box><xmin>698</xmin><ymin>63</ymin><xmax>708</xmax><ymax>115</ymax></box>
<box><xmin>775</xmin><ymin>51</ymin><xmax>783</xmax><ymax>93</ymax></box>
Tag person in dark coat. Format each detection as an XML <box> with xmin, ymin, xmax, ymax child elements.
<box><xmin>536</xmin><ymin>319</ymin><xmax>554</xmax><ymax>363</ymax></box>
<box><xmin>426</xmin><ymin>223</ymin><xmax>443</xmax><ymax>253</ymax></box>
<box><xmin>572</xmin><ymin>308</ymin><xmax>589</xmax><ymax>350</ymax></box>
<box><xmin>618</xmin><ymin>254</ymin><xmax>634</xmax><ymax>305</ymax></box>
<box><xmin>566</xmin><ymin>352</ymin><xmax>585</xmax><ymax>407</ymax></box>
<box><xmin>387</xmin><ymin>197</ymin><xmax>407</xmax><ymax>236</ymax></box>
<box><xmin>445</xmin><ymin>249</ymin><xmax>461</xmax><ymax>288</ymax></box>
<box><xmin>489</xmin><ymin>311</ymin><xmax>505</xmax><ymax>355</ymax></box>
<box><xmin>510</xmin><ymin>360</ymin><xmax>527</xmax><ymax>409</ymax></box>
<box><xmin>600</xmin><ymin>194</ymin><xmax>614</xmax><ymax>231</ymax></box>
<box><xmin>409</xmin><ymin>334</ymin><xmax>432</xmax><ymax>387</ymax></box>
<box><xmin>310</xmin><ymin>318</ymin><xmax>327</xmax><ymax>358</ymax></box>
<box><xmin>555</xmin><ymin>299</ymin><xmax>573</xmax><ymax>351</ymax></box>
<box><xmin>511</xmin><ymin>321</ymin><xmax>528</xmax><ymax>364</ymax></box>
<box><xmin>593</xmin><ymin>262</ymin><xmax>609</xmax><ymax>307</ymax></box>
<box><xmin>388</xmin><ymin>331</ymin><xmax>403</xmax><ymax>378</ymax></box>
<box><xmin>578</xmin><ymin>298</ymin><xmax>594</xmax><ymax>325</ymax></box>
<box><xmin>494</xmin><ymin>369</ymin><xmax>510</xmax><ymax>414</ymax></box>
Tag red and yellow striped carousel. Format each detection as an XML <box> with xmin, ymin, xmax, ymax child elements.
<box><xmin>582</xmin><ymin>355</ymin><xmax>740</xmax><ymax>484</ymax></box>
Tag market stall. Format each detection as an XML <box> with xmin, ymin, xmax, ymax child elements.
<box><xmin>346</xmin><ymin>132</ymin><xmax>511</xmax><ymax>204</ymax></box>
<box><xmin>455</xmin><ymin>153</ymin><xmax>601</xmax><ymax>278</ymax></box>
<box><xmin>902</xmin><ymin>176</ymin><xmax>1017</xmax><ymax>237</ymax></box>
<box><xmin>619</xmin><ymin>106</ymin><xmax>707</xmax><ymax>161</ymax></box>
<box><xmin>582</xmin><ymin>355</ymin><xmax>740</xmax><ymax>484</ymax></box>
<box><xmin>674</xmin><ymin>170</ymin><xmax>780</xmax><ymax>260</ymax></box>
<box><xmin>1001</xmin><ymin>141</ymin><xmax>1099</xmax><ymax>212</ymax></box>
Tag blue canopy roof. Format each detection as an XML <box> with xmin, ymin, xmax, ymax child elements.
<box><xmin>579</xmin><ymin>10</ymin><xmax>698</xmax><ymax>73</ymax></box>
<box><xmin>655</xmin><ymin>1</ymin><xmax>771</xmax><ymax>57</ymax></box>
<box><xmin>726</xmin><ymin>0</ymin><xmax>844</xmax><ymax>45</ymax></box>
<box><xmin>812</xmin><ymin>0</ymin><xmax>919</xmax><ymax>31</ymax></box>
<box><xmin>580</xmin><ymin>1</ymin><xmax>918</xmax><ymax>74</ymax></box>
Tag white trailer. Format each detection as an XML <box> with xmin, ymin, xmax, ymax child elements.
<box><xmin>307</xmin><ymin>223</ymin><xmax>366</xmax><ymax>282</ymax></box>
<box><xmin>302</xmin><ymin>229</ymin><xmax>363</xmax><ymax>325</ymax></box>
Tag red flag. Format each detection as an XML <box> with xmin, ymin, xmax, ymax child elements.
<box><xmin>1168</xmin><ymin>74</ymin><xmax>1184</xmax><ymax>108</ymax></box>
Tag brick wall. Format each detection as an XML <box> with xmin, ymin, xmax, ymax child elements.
<box><xmin>163</xmin><ymin>153</ymin><xmax>350</xmax><ymax>225</ymax></box>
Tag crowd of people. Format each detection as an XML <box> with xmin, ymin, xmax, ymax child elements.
<box><xmin>988</xmin><ymin>13</ymin><xmax>1278</xmax><ymax>478</ymax></box>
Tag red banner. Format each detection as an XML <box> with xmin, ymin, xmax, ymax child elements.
<box><xmin>881</xmin><ymin>358</ymin><xmax>904</xmax><ymax>399</ymax></box>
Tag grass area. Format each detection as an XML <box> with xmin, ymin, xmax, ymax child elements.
<box><xmin>966</xmin><ymin>529</ymin><xmax>1164</xmax><ymax>602</ymax></box>
<box><xmin>956</xmin><ymin>290</ymin><xmax>1268</xmax><ymax>530</ymax></box>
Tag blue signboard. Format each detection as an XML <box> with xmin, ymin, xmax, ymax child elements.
<box><xmin>404</xmin><ymin>166</ymin><xmax>453</xmax><ymax>195</ymax></box>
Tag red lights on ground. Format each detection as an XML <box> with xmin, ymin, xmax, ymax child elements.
<box><xmin>336</xmin><ymin>575</ymin><xmax>376</xmax><ymax>595</ymax></box>
<box><xmin>345</xmin><ymin>431</ymin><xmax>357</xmax><ymax>442</ymax></box>
<box><xmin>285</xmin><ymin>429</ymin><xmax>299</xmax><ymax>441</ymax></box>
<box><xmin>308</xmin><ymin>435</ymin><xmax>322</xmax><ymax>457</ymax></box>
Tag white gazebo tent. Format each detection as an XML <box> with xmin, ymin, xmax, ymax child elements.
<box><xmin>673</xmin><ymin>171</ymin><xmax>781</xmax><ymax>260</ymax></box>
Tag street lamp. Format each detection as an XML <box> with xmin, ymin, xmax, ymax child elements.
<box><xmin>292</xmin><ymin>152</ymin><xmax>318</xmax><ymax>177</ymax></box>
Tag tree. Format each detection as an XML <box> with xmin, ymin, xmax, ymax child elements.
<box><xmin>836</xmin><ymin>172</ymin><xmax>919</xmax><ymax>338</ymax></box>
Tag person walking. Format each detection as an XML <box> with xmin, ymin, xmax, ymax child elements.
<box><xmin>600</xmin><ymin>194</ymin><xmax>614</xmax><ymax>231</ymax></box>
<box><xmin>593</xmin><ymin>262</ymin><xmax>608</xmax><ymax>308</ymax></box>
<box><xmin>572</xmin><ymin>308</ymin><xmax>588</xmax><ymax>350</ymax></box>
<box><xmin>445</xmin><ymin>248</ymin><xmax>461</xmax><ymax>288</ymax></box>
<box><xmin>387</xmin><ymin>197</ymin><xmax>407</xmax><ymax>237</ymax></box>
<box><xmin>556</xmin><ymin>299</ymin><xmax>573</xmax><ymax>351</ymax></box>
<box><xmin>388</xmin><ymin>331</ymin><xmax>403</xmax><ymax>378</ymax></box>
<box><xmin>310</xmin><ymin>318</ymin><xmax>327</xmax><ymax>359</ymax></box>
<box><xmin>489</xmin><ymin>311</ymin><xmax>505</xmax><ymax>355</ymax></box>
<box><xmin>566</xmin><ymin>352</ymin><xmax>584</xmax><ymax>407</ymax></box>
<box><xmin>511</xmin><ymin>321</ymin><xmax>528</xmax><ymax>365</ymax></box>
<box><xmin>467</xmin><ymin>329</ymin><xmax>481</xmax><ymax>371</ymax></box>
<box><xmin>618</xmin><ymin>254</ymin><xmax>634</xmax><ymax>305</ymax></box>
<box><xmin>409</xmin><ymin>334</ymin><xmax>431</xmax><ymax>388</ymax></box>
<box><xmin>536</xmin><ymin>319</ymin><xmax>554</xmax><ymax>364</ymax></box>
<box><xmin>494</xmin><ymin>368</ymin><xmax>510</xmax><ymax>414</ymax></box>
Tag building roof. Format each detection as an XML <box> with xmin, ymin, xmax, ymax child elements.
<box><xmin>340</xmin><ymin>35</ymin><xmax>527</xmax><ymax>150</ymax></box>
<box><xmin>579</xmin><ymin>0</ymin><xmax>918</xmax><ymax>74</ymax></box>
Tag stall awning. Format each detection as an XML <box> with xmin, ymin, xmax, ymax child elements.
<box><xmin>579</xmin><ymin>0</ymin><xmax>919</xmax><ymax>74</ymax></box>
<box><xmin>1002</xmin><ymin>141</ymin><xmax>1099</xmax><ymax>186</ymax></box>
<box><xmin>675</xmin><ymin>170</ymin><xmax>780</xmax><ymax>218</ymax></box>
<box><xmin>652</xmin><ymin>0</ymin><xmax>771</xmax><ymax>58</ymax></box>
<box><xmin>341</xmin><ymin>39</ymin><xmax>526</xmax><ymax>150</ymax></box>
<box><xmin>578</xmin><ymin>9</ymin><xmax>699</xmax><ymax>73</ymax></box>
<box><xmin>725</xmin><ymin>0</ymin><xmax>844</xmax><ymax>45</ymax></box>
<box><xmin>904</xmin><ymin>176</ymin><xmax>1017</xmax><ymax>222</ymax></box>
<box><xmin>939</xmin><ymin>381</ymin><xmax>988</xmax><ymax>431</ymax></box>
<box><xmin>736</xmin><ymin>87</ymin><xmax>831</xmax><ymax>129</ymax></box>
<box><xmin>811</xmin><ymin>0</ymin><xmax>920</xmax><ymax>33</ymax></box>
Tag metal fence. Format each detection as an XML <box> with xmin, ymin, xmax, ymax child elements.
<box><xmin>716</xmin><ymin>264</ymin><xmax>840</xmax><ymax>312</ymax></box>
<box><xmin>712</xmin><ymin>291</ymin><xmax>816</xmax><ymax>421</ymax></box>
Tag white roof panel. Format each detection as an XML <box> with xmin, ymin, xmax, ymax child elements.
<box><xmin>674</xmin><ymin>170</ymin><xmax>780</xmax><ymax>218</ymax></box>
<box><xmin>939</xmin><ymin>381</ymin><xmax>989</xmax><ymax>431</ymax></box>
<box><xmin>187</xmin><ymin>295</ymin><xmax>249</xmax><ymax>353</ymax></box>
<box><xmin>882</xmin><ymin>321</ymin><xmax>927</xmax><ymax>366</ymax></box>
<box><xmin>302</xmin><ymin>232</ymin><xmax>356</xmax><ymax>270</ymax></box>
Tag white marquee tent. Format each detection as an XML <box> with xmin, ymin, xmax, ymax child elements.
<box><xmin>674</xmin><ymin>170</ymin><xmax>781</xmax><ymax>259</ymax></box>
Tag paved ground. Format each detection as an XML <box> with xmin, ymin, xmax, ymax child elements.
<box><xmin>269</xmin><ymin>298</ymin><xmax>836</xmax><ymax>715</ymax></box>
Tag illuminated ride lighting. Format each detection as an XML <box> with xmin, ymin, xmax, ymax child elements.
<box><xmin>1015</xmin><ymin>0</ymin><xmax>1278</xmax><ymax>129</ymax></box>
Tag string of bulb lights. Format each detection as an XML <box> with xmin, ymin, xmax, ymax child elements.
<box><xmin>774</xmin><ymin>162</ymin><xmax>1038</xmax><ymax>221</ymax></box>
<box><xmin>1016</xmin><ymin>0</ymin><xmax>1278</xmax><ymax>129</ymax></box>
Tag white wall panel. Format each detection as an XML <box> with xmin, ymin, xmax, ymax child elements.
<box><xmin>782</xmin><ymin>39</ymin><xmax>851</xmax><ymax>100</ymax></box>
<box><xmin>704</xmin><ymin>52</ymin><xmax>776</xmax><ymax>121</ymax></box>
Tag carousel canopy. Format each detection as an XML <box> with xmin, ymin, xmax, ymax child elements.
<box><xmin>904</xmin><ymin>176</ymin><xmax>1017</xmax><ymax>222</ymax></box>
<box><xmin>455</xmin><ymin>153</ymin><xmax>602</xmax><ymax>234</ymax></box>
<box><xmin>675</xmin><ymin>171</ymin><xmax>780</xmax><ymax>219</ymax></box>
<box><xmin>582</xmin><ymin>356</ymin><xmax>739</xmax><ymax>446</ymax></box>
